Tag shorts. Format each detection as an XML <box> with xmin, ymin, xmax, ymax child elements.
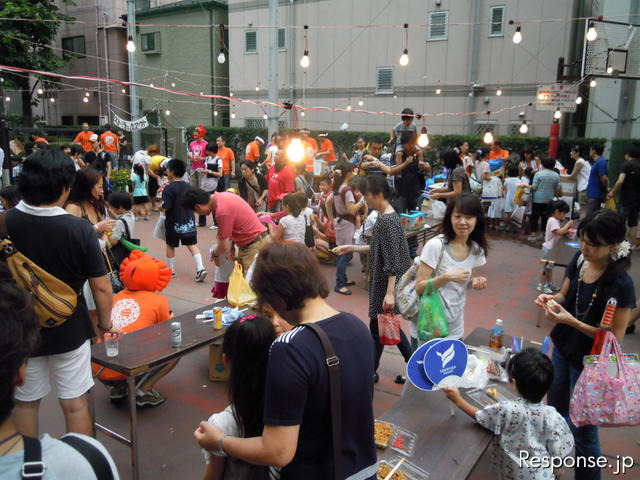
<box><xmin>578</xmin><ymin>190</ymin><xmax>587</xmax><ymax>206</ymax></box>
<box><xmin>618</xmin><ymin>202</ymin><xmax>640</xmax><ymax>228</ymax></box>
<box><xmin>165</xmin><ymin>227</ymin><xmax>197</xmax><ymax>248</ymax></box>
<box><xmin>15</xmin><ymin>340</ymin><xmax>94</xmax><ymax>401</ymax></box>
<box><xmin>133</xmin><ymin>195</ymin><xmax>149</xmax><ymax>205</ymax></box>
<box><xmin>148</xmin><ymin>176</ymin><xmax>159</xmax><ymax>198</ymax></box>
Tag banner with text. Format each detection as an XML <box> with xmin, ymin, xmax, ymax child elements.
<box><xmin>113</xmin><ymin>113</ymin><xmax>149</xmax><ymax>132</ymax></box>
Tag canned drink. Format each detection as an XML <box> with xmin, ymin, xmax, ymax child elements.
<box><xmin>170</xmin><ymin>321</ymin><xmax>182</xmax><ymax>347</ymax></box>
<box><xmin>214</xmin><ymin>308</ymin><xmax>222</xmax><ymax>330</ymax></box>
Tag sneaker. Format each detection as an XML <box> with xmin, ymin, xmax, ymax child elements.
<box><xmin>109</xmin><ymin>384</ymin><xmax>128</xmax><ymax>402</ymax></box>
<box><xmin>546</xmin><ymin>282</ymin><xmax>560</xmax><ymax>292</ymax></box>
<box><xmin>195</xmin><ymin>269</ymin><xmax>208</xmax><ymax>283</ymax></box>
<box><xmin>527</xmin><ymin>235</ymin><xmax>537</xmax><ymax>242</ymax></box>
<box><xmin>209</xmin><ymin>225</ymin><xmax>218</xmax><ymax>231</ymax></box>
<box><xmin>136</xmin><ymin>389</ymin><xmax>166</xmax><ymax>407</ymax></box>
<box><xmin>537</xmin><ymin>283</ymin><xmax>544</xmax><ymax>292</ymax></box>
<box><xmin>543</xmin><ymin>286</ymin><xmax>553</xmax><ymax>294</ymax></box>
<box><xmin>171</xmin><ymin>271</ymin><xmax>176</xmax><ymax>278</ymax></box>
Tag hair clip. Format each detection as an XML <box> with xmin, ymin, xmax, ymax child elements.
<box><xmin>240</xmin><ymin>314</ymin><xmax>257</xmax><ymax>323</ymax></box>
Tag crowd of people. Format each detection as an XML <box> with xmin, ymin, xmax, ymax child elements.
<box><xmin>0</xmin><ymin>115</ymin><xmax>639</xmax><ymax>480</ymax></box>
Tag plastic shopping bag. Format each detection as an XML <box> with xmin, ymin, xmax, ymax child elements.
<box><xmin>244</xmin><ymin>254</ymin><xmax>259</xmax><ymax>286</ymax></box>
<box><xmin>416</xmin><ymin>279</ymin><xmax>448</xmax><ymax>342</ymax></box>
<box><xmin>378</xmin><ymin>310</ymin><xmax>402</xmax><ymax>346</ymax></box>
<box><xmin>570</xmin><ymin>331</ymin><xmax>640</xmax><ymax>427</ymax></box>
<box><xmin>431</xmin><ymin>200</ymin><xmax>446</xmax><ymax>220</ymax></box>
<box><xmin>153</xmin><ymin>215</ymin><xmax>166</xmax><ymax>241</ymax></box>
<box><xmin>510</xmin><ymin>205</ymin><xmax>526</xmax><ymax>230</ymax></box>
<box><xmin>227</xmin><ymin>263</ymin><xmax>258</xmax><ymax>307</ymax></box>
<box><xmin>605</xmin><ymin>197</ymin><xmax>616</xmax><ymax>212</ymax></box>
<box><xmin>394</xmin><ymin>257</ymin><xmax>421</xmax><ymax>321</ymax></box>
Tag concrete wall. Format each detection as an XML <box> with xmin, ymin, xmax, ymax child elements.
<box><xmin>228</xmin><ymin>0</ymin><xmax>577</xmax><ymax>136</ymax></box>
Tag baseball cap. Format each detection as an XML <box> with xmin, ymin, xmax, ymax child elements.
<box><xmin>89</xmin><ymin>134</ymin><xmax>99</xmax><ymax>142</ymax></box>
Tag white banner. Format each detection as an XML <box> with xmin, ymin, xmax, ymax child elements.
<box><xmin>536</xmin><ymin>83</ymin><xmax>579</xmax><ymax>113</ymax></box>
<box><xmin>113</xmin><ymin>113</ymin><xmax>149</xmax><ymax>132</ymax></box>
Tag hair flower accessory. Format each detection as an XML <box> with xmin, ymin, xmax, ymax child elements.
<box><xmin>611</xmin><ymin>240</ymin><xmax>631</xmax><ymax>261</ymax></box>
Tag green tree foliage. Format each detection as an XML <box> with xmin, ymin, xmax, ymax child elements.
<box><xmin>0</xmin><ymin>1</ymin><xmax>73</xmax><ymax>126</ymax></box>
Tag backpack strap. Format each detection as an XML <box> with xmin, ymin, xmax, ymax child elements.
<box><xmin>21</xmin><ymin>436</ymin><xmax>45</xmax><ymax>480</ymax></box>
<box><xmin>61</xmin><ymin>435</ymin><xmax>114</xmax><ymax>480</ymax></box>
<box><xmin>303</xmin><ymin>323</ymin><xmax>341</xmax><ymax>480</ymax></box>
<box><xmin>431</xmin><ymin>236</ymin><xmax>446</xmax><ymax>278</ymax></box>
<box><xmin>118</xmin><ymin>217</ymin><xmax>131</xmax><ymax>241</ymax></box>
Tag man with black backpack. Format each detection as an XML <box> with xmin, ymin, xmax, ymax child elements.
<box><xmin>0</xmin><ymin>262</ymin><xmax>120</xmax><ymax>478</ymax></box>
<box><xmin>1</xmin><ymin>150</ymin><xmax>120</xmax><ymax>439</ymax></box>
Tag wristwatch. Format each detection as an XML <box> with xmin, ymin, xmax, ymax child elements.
<box><xmin>219</xmin><ymin>434</ymin><xmax>228</xmax><ymax>454</ymax></box>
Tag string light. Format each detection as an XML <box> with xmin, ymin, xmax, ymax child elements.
<box><xmin>200</xmin><ymin>91</ymin><xmax>204</xmax><ymax>95</ymax></box>
<box><xmin>50</xmin><ymin>98</ymin><xmax>55</xmax><ymax>103</ymax></box>
<box><xmin>483</xmin><ymin>130</ymin><xmax>493</xmax><ymax>144</ymax></box>
<box><xmin>590</xmin><ymin>79</ymin><xmax>597</xmax><ymax>88</ymax></box>
<box><xmin>436</xmin><ymin>88</ymin><xmax>441</xmax><ymax>95</ymax></box>
<box><xmin>85</xmin><ymin>91</ymin><xmax>90</xmax><ymax>97</ymax></box>
<box><xmin>231</xmin><ymin>110</ymin><xmax>236</xmax><ymax>119</ymax></box>
<box><xmin>417</xmin><ymin>127</ymin><xmax>429</xmax><ymax>148</ymax></box>
<box><xmin>496</xmin><ymin>88</ymin><xmax>502</xmax><ymax>96</ymax></box>
<box><xmin>300</xmin><ymin>24</ymin><xmax>310</xmax><ymax>68</ymax></box>
<box><xmin>165</xmin><ymin>108</ymin><xmax>170</xmax><ymax>115</ymax></box>
<box><xmin>82</xmin><ymin>96</ymin><xmax>88</xmax><ymax>103</ymax></box>
<box><xmin>553</xmin><ymin>108</ymin><xmax>562</xmax><ymax>119</ymax></box>
<box><xmin>126</xmin><ymin>35</ymin><xmax>136</xmax><ymax>53</ymax></box>
<box><xmin>300</xmin><ymin>110</ymin><xmax>305</xmax><ymax>117</ymax></box>
<box><xmin>37</xmin><ymin>88</ymin><xmax>43</xmax><ymax>95</ymax></box>
<box><xmin>575</xmin><ymin>96</ymin><xmax>583</xmax><ymax>104</ymax></box>
<box><xmin>512</xmin><ymin>26</ymin><xmax>522</xmax><ymax>44</ymax></box>
<box><xmin>171</xmin><ymin>82</ymin><xmax>175</xmax><ymax>87</ymax></box>
<box><xmin>217</xmin><ymin>25</ymin><xmax>227</xmax><ymax>64</ymax></box>
<box><xmin>255</xmin><ymin>84</ymin><xmax>260</xmax><ymax>92</ymax></box>
<box><xmin>606</xmin><ymin>66</ymin><xmax>613</xmax><ymax>74</ymax></box>
<box><xmin>346</xmin><ymin>99</ymin><xmax>352</xmax><ymax>111</ymax></box>
<box><xmin>519</xmin><ymin>120</ymin><xmax>528</xmax><ymax>134</ymax></box>
<box><xmin>214</xmin><ymin>109</ymin><xmax>218</xmax><ymax>116</ymax></box>
<box><xmin>399</xmin><ymin>23</ymin><xmax>409</xmax><ymax>66</ymax></box>
<box><xmin>263</xmin><ymin>113</ymin><xmax>267</xmax><ymax>120</ymax></box>
<box><xmin>586</xmin><ymin>22</ymin><xmax>597</xmax><ymax>42</ymax></box>
<box><xmin>4</xmin><ymin>96</ymin><xmax>10</xmax><ymax>102</ymax></box>
<box><xmin>358</xmin><ymin>98</ymin><xmax>364</xmax><ymax>106</ymax></box>
<box><xmin>287</xmin><ymin>135</ymin><xmax>305</xmax><ymax>163</ymax></box>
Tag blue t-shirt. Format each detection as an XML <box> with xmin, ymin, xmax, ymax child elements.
<box><xmin>263</xmin><ymin>313</ymin><xmax>377</xmax><ymax>480</ymax></box>
<box><xmin>532</xmin><ymin>169</ymin><xmax>559</xmax><ymax>204</ymax></box>
<box><xmin>131</xmin><ymin>173</ymin><xmax>147</xmax><ymax>197</ymax></box>
<box><xmin>587</xmin><ymin>156</ymin><xmax>608</xmax><ymax>199</ymax></box>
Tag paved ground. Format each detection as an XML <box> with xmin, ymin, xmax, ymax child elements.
<box><xmin>35</xmin><ymin>214</ymin><xmax>640</xmax><ymax>479</ymax></box>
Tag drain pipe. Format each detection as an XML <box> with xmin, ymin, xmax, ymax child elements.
<box><xmin>467</xmin><ymin>0</ymin><xmax>481</xmax><ymax>135</ymax></box>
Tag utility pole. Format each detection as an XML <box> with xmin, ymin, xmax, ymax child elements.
<box><xmin>267</xmin><ymin>0</ymin><xmax>279</xmax><ymax>138</ymax></box>
<box><xmin>127</xmin><ymin>0</ymin><xmax>141</xmax><ymax>152</ymax></box>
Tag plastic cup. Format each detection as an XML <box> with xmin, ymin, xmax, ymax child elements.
<box><xmin>104</xmin><ymin>333</ymin><xmax>119</xmax><ymax>357</ymax></box>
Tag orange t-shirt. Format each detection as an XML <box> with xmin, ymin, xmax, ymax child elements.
<box><xmin>245</xmin><ymin>141</ymin><xmax>260</xmax><ymax>163</ymax></box>
<box><xmin>74</xmin><ymin>130</ymin><xmax>95</xmax><ymax>152</ymax></box>
<box><xmin>218</xmin><ymin>146</ymin><xmax>236</xmax><ymax>175</ymax></box>
<box><xmin>100</xmin><ymin>131</ymin><xmax>119</xmax><ymax>153</ymax></box>
<box><xmin>489</xmin><ymin>149</ymin><xmax>509</xmax><ymax>161</ymax></box>
<box><xmin>92</xmin><ymin>290</ymin><xmax>171</xmax><ymax>381</ymax></box>
<box><xmin>303</xmin><ymin>138</ymin><xmax>318</xmax><ymax>172</ymax></box>
<box><xmin>319</xmin><ymin>139</ymin><xmax>336</xmax><ymax>163</ymax></box>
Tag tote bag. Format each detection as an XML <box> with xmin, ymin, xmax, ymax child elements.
<box><xmin>570</xmin><ymin>331</ymin><xmax>640</xmax><ymax>427</ymax></box>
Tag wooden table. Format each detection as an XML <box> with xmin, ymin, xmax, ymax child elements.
<box><xmin>377</xmin><ymin>327</ymin><xmax>533</xmax><ymax>479</ymax></box>
<box><xmin>90</xmin><ymin>301</ymin><xmax>238</xmax><ymax>480</ymax></box>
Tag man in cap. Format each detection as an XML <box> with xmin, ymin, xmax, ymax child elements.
<box><xmin>317</xmin><ymin>132</ymin><xmax>336</xmax><ymax>163</ymax></box>
<box><xmin>245</xmin><ymin>136</ymin><xmax>264</xmax><ymax>168</ymax></box>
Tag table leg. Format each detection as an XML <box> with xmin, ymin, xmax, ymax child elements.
<box><xmin>128</xmin><ymin>374</ymin><xmax>139</xmax><ymax>480</ymax></box>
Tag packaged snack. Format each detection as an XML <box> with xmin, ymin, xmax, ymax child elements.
<box><xmin>374</xmin><ymin>420</ymin><xmax>395</xmax><ymax>449</ymax></box>
<box><xmin>389</xmin><ymin>428</ymin><xmax>417</xmax><ymax>457</ymax></box>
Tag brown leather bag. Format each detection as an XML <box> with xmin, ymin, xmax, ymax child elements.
<box><xmin>0</xmin><ymin>212</ymin><xmax>77</xmax><ymax>328</ymax></box>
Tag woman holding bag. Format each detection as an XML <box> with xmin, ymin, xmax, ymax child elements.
<box><xmin>334</xmin><ymin>175</ymin><xmax>413</xmax><ymax>384</ymax></box>
<box><xmin>415</xmin><ymin>194</ymin><xmax>488</xmax><ymax>340</ymax></box>
<box><xmin>535</xmin><ymin>210</ymin><xmax>635</xmax><ymax>480</ymax></box>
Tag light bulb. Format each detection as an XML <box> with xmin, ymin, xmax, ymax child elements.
<box><xmin>606</xmin><ymin>66</ymin><xmax>613</xmax><ymax>74</ymax></box>
<box><xmin>300</xmin><ymin>50</ymin><xmax>310</xmax><ymax>68</ymax></box>
<box><xmin>122</xmin><ymin>88</ymin><xmax>126</xmax><ymax>94</ymax></box>
<box><xmin>126</xmin><ymin>36</ymin><xmax>136</xmax><ymax>53</ymax></box>
<box><xmin>436</xmin><ymin>88</ymin><xmax>441</xmax><ymax>95</ymax></box>
<box><xmin>200</xmin><ymin>91</ymin><xmax>204</xmax><ymax>96</ymax></box>
<box><xmin>85</xmin><ymin>92</ymin><xmax>90</xmax><ymax>97</ymax></box>
<box><xmin>217</xmin><ymin>50</ymin><xmax>226</xmax><ymax>64</ymax></box>
<box><xmin>171</xmin><ymin>82</ymin><xmax>175</xmax><ymax>87</ymax></box>
<box><xmin>37</xmin><ymin>88</ymin><xmax>43</xmax><ymax>95</ymax></box>
<box><xmin>554</xmin><ymin>109</ymin><xmax>562</xmax><ymax>120</ymax></box>
<box><xmin>286</xmin><ymin>137</ymin><xmax>305</xmax><ymax>163</ymax></box>
<box><xmin>300</xmin><ymin>111</ymin><xmax>305</xmax><ymax>117</ymax></box>
<box><xmin>346</xmin><ymin>104</ymin><xmax>352</xmax><ymax>111</ymax></box>
<box><xmin>214</xmin><ymin>110</ymin><xmax>218</xmax><ymax>116</ymax></box>
<box><xmin>4</xmin><ymin>96</ymin><xmax>10</xmax><ymax>102</ymax></box>
<box><xmin>263</xmin><ymin>113</ymin><xmax>268</xmax><ymax>120</ymax></box>
<box><xmin>256</xmin><ymin>85</ymin><xmax>260</xmax><ymax>91</ymax></box>
<box><xmin>230</xmin><ymin>92</ymin><xmax>234</xmax><ymax>97</ymax></box>
<box><xmin>519</xmin><ymin>121</ymin><xmax>528</xmax><ymax>134</ymax></box>
<box><xmin>538</xmin><ymin>93</ymin><xmax>545</xmax><ymax>100</ymax></box>
<box><xmin>165</xmin><ymin>109</ymin><xmax>170</xmax><ymax>116</ymax></box>
<box><xmin>358</xmin><ymin>100</ymin><xmax>363</xmax><ymax>106</ymax></box>
<box><xmin>512</xmin><ymin>26</ymin><xmax>522</xmax><ymax>44</ymax></box>
<box><xmin>575</xmin><ymin>96</ymin><xmax>583</xmax><ymax>105</ymax></box>
<box><xmin>417</xmin><ymin>128</ymin><xmax>429</xmax><ymax>148</ymax></box>
<box><xmin>496</xmin><ymin>88</ymin><xmax>502</xmax><ymax>96</ymax></box>
<box><xmin>231</xmin><ymin>111</ymin><xmax>236</xmax><ymax>119</ymax></box>
<box><xmin>399</xmin><ymin>49</ymin><xmax>409</xmax><ymax>66</ymax></box>
<box><xmin>586</xmin><ymin>23</ymin><xmax>597</xmax><ymax>42</ymax></box>
<box><xmin>82</xmin><ymin>97</ymin><xmax>89</xmax><ymax>103</ymax></box>
<box><xmin>483</xmin><ymin>130</ymin><xmax>493</xmax><ymax>144</ymax></box>
<box><xmin>590</xmin><ymin>79</ymin><xmax>597</xmax><ymax>88</ymax></box>
<box><xmin>50</xmin><ymin>98</ymin><xmax>55</xmax><ymax>103</ymax></box>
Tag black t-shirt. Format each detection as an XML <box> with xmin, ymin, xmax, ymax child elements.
<box><xmin>393</xmin><ymin>148</ymin><xmax>422</xmax><ymax>198</ymax></box>
<box><xmin>550</xmin><ymin>252</ymin><xmax>636</xmax><ymax>369</ymax></box>
<box><xmin>263</xmin><ymin>313</ymin><xmax>377</xmax><ymax>480</ymax></box>
<box><xmin>6</xmin><ymin>206</ymin><xmax>106</xmax><ymax>356</ymax></box>
<box><xmin>83</xmin><ymin>150</ymin><xmax>110</xmax><ymax>176</ymax></box>
<box><xmin>162</xmin><ymin>181</ymin><xmax>196</xmax><ymax>237</ymax></box>
<box><xmin>619</xmin><ymin>159</ymin><xmax>640</xmax><ymax>206</ymax></box>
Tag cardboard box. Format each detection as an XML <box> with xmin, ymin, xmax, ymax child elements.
<box><xmin>209</xmin><ymin>340</ymin><xmax>229</xmax><ymax>382</ymax></box>
<box><xmin>400</xmin><ymin>211</ymin><xmax>426</xmax><ymax>231</ymax></box>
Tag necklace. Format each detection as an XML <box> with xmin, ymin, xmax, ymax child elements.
<box><xmin>575</xmin><ymin>273</ymin><xmax>600</xmax><ymax>322</ymax></box>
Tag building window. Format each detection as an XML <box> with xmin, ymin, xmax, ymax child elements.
<box><xmin>245</xmin><ymin>31</ymin><xmax>257</xmax><ymax>54</ymax></box>
<box><xmin>141</xmin><ymin>32</ymin><xmax>160</xmax><ymax>53</ymax></box>
<box><xmin>61</xmin><ymin>36</ymin><xmax>86</xmax><ymax>58</ymax></box>
<box><xmin>277</xmin><ymin>28</ymin><xmax>286</xmax><ymax>51</ymax></box>
<box><xmin>489</xmin><ymin>6</ymin><xmax>505</xmax><ymax>37</ymax></box>
<box><xmin>245</xmin><ymin>118</ymin><xmax>265</xmax><ymax>128</ymax></box>
<box><xmin>473</xmin><ymin>120</ymin><xmax>496</xmax><ymax>136</ymax></box>
<box><xmin>428</xmin><ymin>11</ymin><xmax>449</xmax><ymax>41</ymax></box>
<box><xmin>376</xmin><ymin>67</ymin><xmax>394</xmax><ymax>94</ymax></box>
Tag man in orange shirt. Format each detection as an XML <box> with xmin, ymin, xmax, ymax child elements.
<box><xmin>92</xmin><ymin>251</ymin><xmax>177</xmax><ymax>406</ymax></box>
<box><xmin>245</xmin><ymin>136</ymin><xmax>264</xmax><ymax>167</ymax></box>
<box><xmin>216</xmin><ymin>136</ymin><xmax>236</xmax><ymax>189</ymax></box>
<box><xmin>73</xmin><ymin>122</ymin><xmax>95</xmax><ymax>152</ymax></box>
<box><xmin>317</xmin><ymin>132</ymin><xmax>336</xmax><ymax>163</ymax></box>
<box><xmin>301</xmin><ymin>128</ymin><xmax>318</xmax><ymax>174</ymax></box>
<box><xmin>100</xmin><ymin>124</ymin><xmax>120</xmax><ymax>169</ymax></box>
<box><xmin>489</xmin><ymin>138</ymin><xmax>509</xmax><ymax>176</ymax></box>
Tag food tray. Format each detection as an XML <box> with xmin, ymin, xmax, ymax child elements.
<box><xmin>377</xmin><ymin>456</ymin><xmax>429</xmax><ymax>480</ymax></box>
<box><xmin>463</xmin><ymin>382</ymin><xmax>519</xmax><ymax>408</ymax></box>
<box><xmin>389</xmin><ymin>428</ymin><xmax>417</xmax><ymax>457</ymax></box>
<box><xmin>374</xmin><ymin>420</ymin><xmax>396</xmax><ymax>449</ymax></box>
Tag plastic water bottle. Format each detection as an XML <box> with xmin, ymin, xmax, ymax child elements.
<box><xmin>489</xmin><ymin>319</ymin><xmax>504</xmax><ymax>350</ymax></box>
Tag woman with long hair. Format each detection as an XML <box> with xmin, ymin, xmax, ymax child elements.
<box><xmin>415</xmin><ymin>194</ymin><xmax>488</xmax><ymax>340</ymax></box>
<box><xmin>335</xmin><ymin>175</ymin><xmax>414</xmax><ymax>383</ymax></box>
<box><xmin>518</xmin><ymin>145</ymin><xmax>541</xmax><ymax>177</ymax></box>
<box><xmin>535</xmin><ymin>210</ymin><xmax>635</xmax><ymax>480</ymax></box>
<box><xmin>431</xmin><ymin>148</ymin><xmax>471</xmax><ymax>202</ymax></box>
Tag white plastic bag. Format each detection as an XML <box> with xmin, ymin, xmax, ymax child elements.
<box><xmin>456</xmin><ymin>355</ymin><xmax>489</xmax><ymax>389</ymax></box>
<box><xmin>153</xmin><ymin>215</ymin><xmax>166</xmax><ymax>240</ymax></box>
<box><xmin>431</xmin><ymin>200</ymin><xmax>447</xmax><ymax>220</ymax></box>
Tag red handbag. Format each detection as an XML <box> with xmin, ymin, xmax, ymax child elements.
<box><xmin>378</xmin><ymin>310</ymin><xmax>401</xmax><ymax>346</ymax></box>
